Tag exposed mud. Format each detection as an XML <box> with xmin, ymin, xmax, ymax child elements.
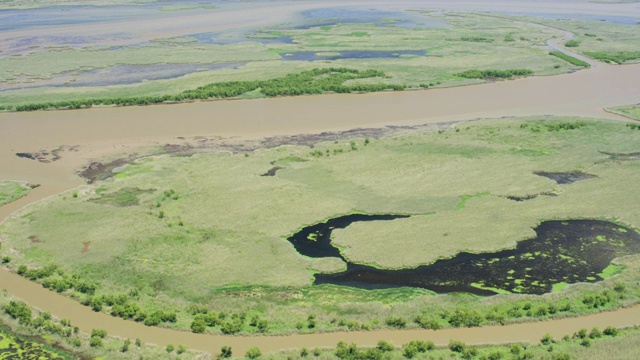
<box><xmin>14</xmin><ymin>145</ymin><xmax>79</xmax><ymax>164</ymax></box>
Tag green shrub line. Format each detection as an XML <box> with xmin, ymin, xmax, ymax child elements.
<box><xmin>455</xmin><ymin>68</ymin><xmax>534</xmax><ymax>80</ymax></box>
<box><xmin>549</xmin><ymin>51</ymin><xmax>590</xmax><ymax>68</ymax></box>
<box><xmin>3</xmin><ymin>294</ymin><xmax>638</xmax><ymax>360</ymax></box>
<box><xmin>3</xmin><ymin>68</ymin><xmax>406</xmax><ymax>112</ymax></box>
<box><xmin>583</xmin><ymin>51</ymin><xmax>640</xmax><ymax>64</ymax></box>
<box><xmin>9</xmin><ymin>262</ymin><xmax>634</xmax><ymax>336</ymax></box>
<box><xmin>304</xmin><ymin>325</ymin><xmax>631</xmax><ymax>360</ymax></box>
<box><xmin>565</xmin><ymin>39</ymin><xmax>581</xmax><ymax>48</ymax></box>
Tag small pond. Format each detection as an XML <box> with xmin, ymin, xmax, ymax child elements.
<box><xmin>280</xmin><ymin>50</ymin><xmax>426</xmax><ymax>61</ymax></box>
<box><xmin>287</xmin><ymin>216</ymin><xmax>640</xmax><ymax>295</ymax></box>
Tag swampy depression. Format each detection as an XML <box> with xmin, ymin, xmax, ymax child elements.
<box><xmin>289</xmin><ymin>218</ymin><xmax>640</xmax><ymax>295</ymax></box>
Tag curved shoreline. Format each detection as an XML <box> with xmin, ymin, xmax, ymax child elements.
<box><xmin>2</xmin><ymin>30</ymin><xmax>640</xmax><ymax>356</ymax></box>
<box><xmin>2</xmin><ymin>266</ymin><xmax>640</xmax><ymax>355</ymax></box>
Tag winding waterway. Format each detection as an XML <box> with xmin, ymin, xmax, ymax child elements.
<box><xmin>2</xmin><ymin>0</ymin><xmax>640</xmax><ymax>356</ymax></box>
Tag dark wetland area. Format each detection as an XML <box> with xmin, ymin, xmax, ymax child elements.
<box><xmin>289</xmin><ymin>217</ymin><xmax>640</xmax><ymax>295</ymax></box>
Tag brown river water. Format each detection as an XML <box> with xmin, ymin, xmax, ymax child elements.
<box><xmin>2</xmin><ymin>0</ymin><xmax>640</xmax><ymax>354</ymax></box>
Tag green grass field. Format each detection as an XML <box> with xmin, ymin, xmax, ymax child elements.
<box><xmin>0</xmin><ymin>12</ymin><xmax>572</xmax><ymax>106</ymax></box>
<box><xmin>2</xmin><ymin>117</ymin><xmax>640</xmax><ymax>334</ymax></box>
<box><xmin>608</xmin><ymin>105</ymin><xmax>640</xmax><ymax>120</ymax></box>
<box><xmin>0</xmin><ymin>181</ymin><xmax>31</xmax><ymax>207</ymax></box>
<box><xmin>492</xmin><ymin>14</ymin><xmax>640</xmax><ymax>64</ymax></box>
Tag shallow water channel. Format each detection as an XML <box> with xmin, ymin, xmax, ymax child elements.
<box><xmin>287</xmin><ymin>217</ymin><xmax>640</xmax><ymax>295</ymax></box>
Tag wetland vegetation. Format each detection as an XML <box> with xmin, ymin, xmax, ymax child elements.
<box><xmin>0</xmin><ymin>9</ymin><xmax>590</xmax><ymax>108</ymax></box>
<box><xmin>2</xmin><ymin>117</ymin><xmax>640</xmax><ymax>335</ymax></box>
<box><xmin>5</xmin><ymin>68</ymin><xmax>405</xmax><ymax>111</ymax></box>
<box><xmin>0</xmin><ymin>181</ymin><xmax>31</xmax><ymax>207</ymax></box>
<box><xmin>2</xmin><ymin>1</ymin><xmax>640</xmax><ymax>358</ymax></box>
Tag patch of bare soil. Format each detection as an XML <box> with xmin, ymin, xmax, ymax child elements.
<box><xmin>15</xmin><ymin>145</ymin><xmax>79</xmax><ymax>163</ymax></box>
<box><xmin>74</xmin><ymin>120</ymin><xmax>463</xmax><ymax>183</ymax></box>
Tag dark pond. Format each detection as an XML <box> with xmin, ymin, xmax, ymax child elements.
<box><xmin>288</xmin><ymin>214</ymin><xmax>409</xmax><ymax>260</ymax></box>
<box><xmin>534</xmin><ymin>171</ymin><xmax>597</xmax><ymax>184</ymax></box>
<box><xmin>287</xmin><ymin>216</ymin><xmax>640</xmax><ymax>295</ymax></box>
<box><xmin>280</xmin><ymin>50</ymin><xmax>426</xmax><ymax>61</ymax></box>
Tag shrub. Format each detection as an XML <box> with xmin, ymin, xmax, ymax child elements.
<box><xmin>541</xmin><ymin>333</ymin><xmax>554</xmax><ymax>345</ymax></box>
<box><xmin>376</xmin><ymin>340</ymin><xmax>394</xmax><ymax>352</ymax></box>
<box><xmin>449</xmin><ymin>340</ymin><xmax>466</xmax><ymax>353</ymax></box>
<box><xmin>456</xmin><ymin>69</ymin><xmax>533</xmax><ymax>80</ymax></box>
<box><xmin>166</xmin><ymin>344</ymin><xmax>175</xmax><ymax>353</ymax></box>
<box><xmin>385</xmin><ymin>316</ymin><xmax>407</xmax><ymax>328</ymax></box>
<box><xmin>565</xmin><ymin>40</ymin><xmax>580</xmax><ymax>47</ymax></box>
<box><xmin>548</xmin><ymin>51</ymin><xmax>590</xmax><ymax>67</ymax></box>
<box><xmin>191</xmin><ymin>318</ymin><xmax>207</xmax><ymax>333</ymax></box>
<box><xmin>177</xmin><ymin>344</ymin><xmax>187</xmax><ymax>354</ymax></box>
<box><xmin>3</xmin><ymin>301</ymin><xmax>32</xmax><ymax>324</ymax></box>
<box><xmin>91</xmin><ymin>328</ymin><xmax>107</xmax><ymax>338</ymax></box>
<box><xmin>589</xmin><ymin>327</ymin><xmax>602</xmax><ymax>339</ymax></box>
<box><xmin>604</xmin><ymin>326</ymin><xmax>618</xmax><ymax>336</ymax></box>
<box><xmin>220</xmin><ymin>346</ymin><xmax>232</xmax><ymax>358</ymax></box>
<box><xmin>246</xmin><ymin>347</ymin><xmax>262</xmax><ymax>359</ymax></box>
<box><xmin>89</xmin><ymin>336</ymin><xmax>103</xmax><ymax>348</ymax></box>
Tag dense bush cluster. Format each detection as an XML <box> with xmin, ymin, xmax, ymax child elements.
<box><xmin>584</xmin><ymin>51</ymin><xmax>640</xmax><ymax>64</ymax></box>
<box><xmin>520</xmin><ymin>120</ymin><xmax>588</xmax><ymax>132</ymax></box>
<box><xmin>190</xmin><ymin>309</ymin><xmax>268</xmax><ymax>334</ymax></box>
<box><xmin>459</xmin><ymin>36</ymin><xmax>495</xmax><ymax>42</ymax></box>
<box><xmin>17</xmin><ymin>264</ymin><xmax>97</xmax><ymax>295</ymax></box>
<box><xmin>5</xmin><ymin>68</ymin><xmax>404</xmax><ymax>112</ymax></box>
<box><xmin>549</xmin><ymin>51</ymin><xmax>590</xmax><ymax>67</ymax></box>
<box><xmin>3</xmin><ymin>301</ymin><xmax>32</xmax><ymax>324</ymax></box>
<box><xmin>565</xmin><ymin>40</ymin><xmax>581</xmax><ymax>48</ymax></box>
<box><xmin>456</xmin><ymin>69</ymin><xmax>533</xmax><ymax>79</ymax></box>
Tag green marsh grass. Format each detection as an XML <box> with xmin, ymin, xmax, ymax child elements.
<box><xmin>2</xmin><ymin>117</ymin><xmax>640</xmax><ymax>334</ymax></box>
<box><xmin>0</xmin><ymin>13</ymin><xmax>572</xmax><ymax>106</ymax></box>
<box><xmin>0</xmin><ymin>181</ymin><xmax>31</xmax><ymax>206</ymax></box>
<box><xmin>549</xmin><ymin>51</ymin><xmax>590</xmax><ymax>67</ymax></box>
<box><xmin>606</xmin><ymin>105</ymin><xmax>640</xmax><ymax>120</ymax></box>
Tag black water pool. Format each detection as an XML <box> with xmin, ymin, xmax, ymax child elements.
<box><xmin>286</xmin><ymin>216</ymin><xmax>640</xmax><ymax>295</ymax></box>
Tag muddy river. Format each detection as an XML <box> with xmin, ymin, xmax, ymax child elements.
<box><xmin>1</xmin><ymin>0</ymin><xmax>640</xmax><ymax>355</ymax></box>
